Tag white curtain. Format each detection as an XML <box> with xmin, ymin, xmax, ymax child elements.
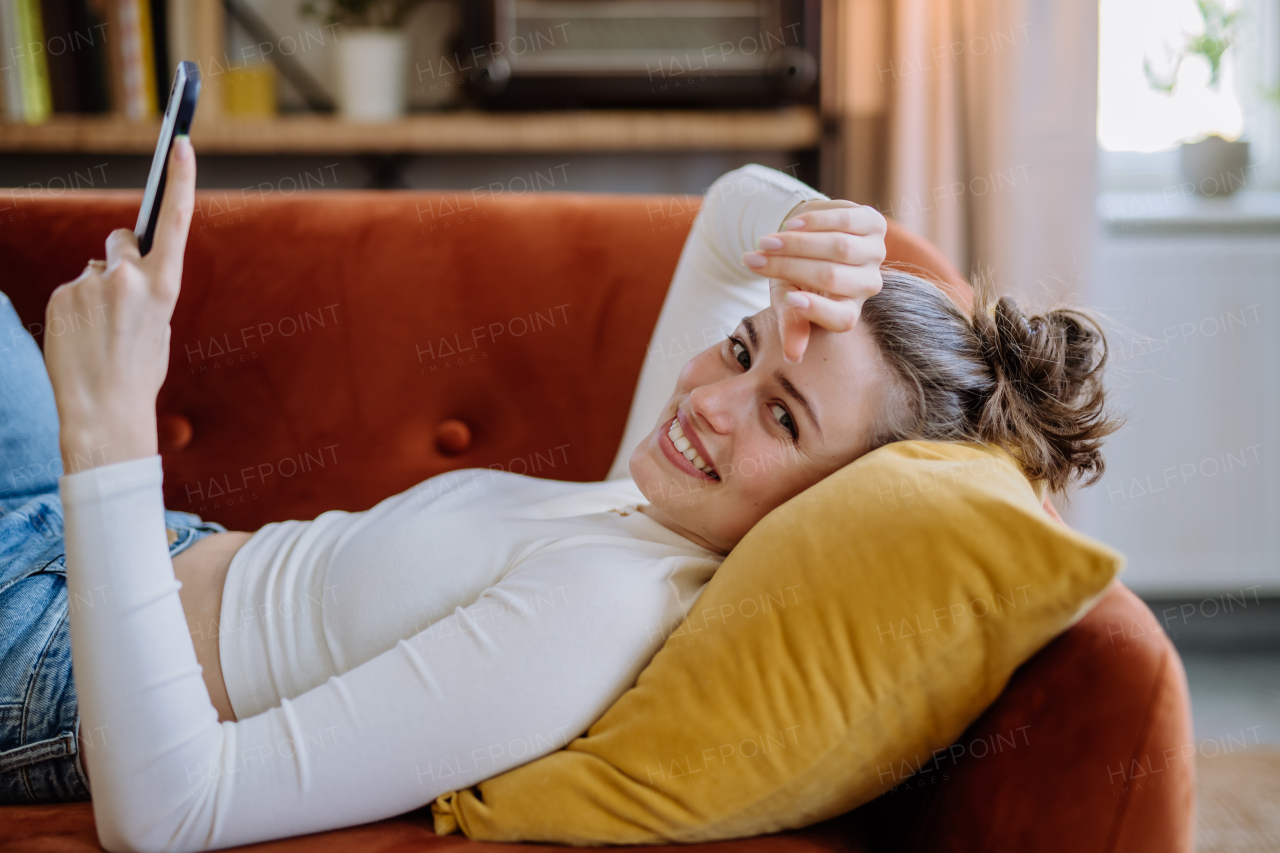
<box><xmin>884</xmin><ymin>0</ymin><xmax>1099</xmax><ymax>306</ymax></box>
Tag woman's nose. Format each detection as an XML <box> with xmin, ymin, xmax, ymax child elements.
<box><xmin>688</xmin><ymin>375</ymin><xmax>750</xmax><ymax>435</ymax></box>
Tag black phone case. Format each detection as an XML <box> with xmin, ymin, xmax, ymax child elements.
<box><xmin>136</xmin><ymin>61</ymin><xmax>201</xmax><ymax>256</ymax></box>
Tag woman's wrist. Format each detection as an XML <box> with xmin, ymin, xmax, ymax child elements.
<box><xmin>60</xmin><ymin>415</ymin><xmax>159</xmax><ymax>475</ymax></box>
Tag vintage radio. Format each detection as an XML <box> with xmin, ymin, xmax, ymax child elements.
<box><xmin>453</xmin><ymin>0</ymin><xmax>820</xmax><ymax>109</ymax></box>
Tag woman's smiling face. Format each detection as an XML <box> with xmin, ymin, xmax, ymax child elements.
<box><xmin>628</xmin><ymin>304</ymin><xmax>895</xmax><ymax>554</ymax></box>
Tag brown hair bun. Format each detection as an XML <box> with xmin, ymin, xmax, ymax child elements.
<box><xmin>861</xmin><ymin>270</ymin><xmax>1122</xmax><ymax>493</ymax></box>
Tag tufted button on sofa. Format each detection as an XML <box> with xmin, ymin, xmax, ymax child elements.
<box><xmin>435</xmin><ymin>419</ymin><xmax>474</xmax><ymax>456</ymax></box>
<box><xmin>157</xmin><ymin>413</ymin><xmax>195</xmax><ymax>452</ymax></box>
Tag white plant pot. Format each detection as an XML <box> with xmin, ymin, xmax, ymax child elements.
<box><xmin>1179</xmin><ymin>137</ymin><xmax>1251</xmax><ymax>197</ymax></box>
<box><xmin>335</xmin><ymin>29</ymin><xmax>408</xmax><ymax>122</ymax></box>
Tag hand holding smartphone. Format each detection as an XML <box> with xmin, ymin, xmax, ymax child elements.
<box><xmin>44</xmin><ymin>63</ymin><xmax>202</xmax><ymax>473</ymax></box>
<box><xmin>135</xmin><ymin>61</ymin><xmax>201</xmax><ymax>256</ymax></box>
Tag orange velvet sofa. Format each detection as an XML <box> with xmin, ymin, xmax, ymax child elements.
<box><xmin>0</xmin><ymin>188</ymin><xmax>1194</xmax><ymax>852</ymax></box>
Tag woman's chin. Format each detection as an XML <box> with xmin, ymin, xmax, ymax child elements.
<box><xmin>626</xmin><ymin>435</ymin><xmax>651</xmax><ymax>485</ymax></box>
<box><xmin>627</xmin><ymin>432</ymin><xmax>665</xmax><ymax>494</ymax></box>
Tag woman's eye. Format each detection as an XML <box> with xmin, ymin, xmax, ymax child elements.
<box><xmin>770</xmin><ymin>403</ymin><xmax>796</xmax><ymax>437</ymax></box>
<box><xmin>731</xmin><ymin>339</ymin><xmax>751</xmax><ymax>370</ymax></box>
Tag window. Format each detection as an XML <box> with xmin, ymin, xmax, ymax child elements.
<box><xmin>1097</xmin><ymin>0</ymin><xmax>1279</xmax><ymax>189</ymax></box>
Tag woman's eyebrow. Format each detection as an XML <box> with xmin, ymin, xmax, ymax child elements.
<box><xmin>775</xmin><ymin>371</ymin><xmax>822</xmax><ymax>438</ymax></box>
<box><xmin>741</xmin><ymin>314</ymin><xmax>821</xmax><ymax>436</ymax></box>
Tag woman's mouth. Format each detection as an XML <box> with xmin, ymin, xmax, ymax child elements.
<box><xmin>663</xmin><ymin>415</ymin><xmax>719</xmax><ymax>480</ymax></box>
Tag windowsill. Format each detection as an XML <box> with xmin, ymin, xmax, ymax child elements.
<box><xmin>1097</xmin><ymin>190</ymin><xmax>1280</xmax><ymax>235</ymax></box>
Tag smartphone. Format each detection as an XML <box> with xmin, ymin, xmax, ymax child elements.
<box><xmin>135</xmin><ymin>61</ymin><xmax>201</xmax><ymax>256</ymax></box>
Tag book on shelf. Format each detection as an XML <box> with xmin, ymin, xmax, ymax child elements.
<box><xmin>40</xmin><ymin>0</ymin><xmax>75</xmax><ymax>111</ymax></box>
<box><xmin>1</xmin><ymin>0</ymin><xmax>53</xmax><ymax>123</ymax></box>
<box><xmin>70</xmin><ymin>0</ymin><xmax>111</xmax><ymax>112</ymax></box>
<box><xmin>2</xmin><ymin>0</ymin><xmax>214</xmax><ymax>123</ymax></box>
<box><xmin>149</xmin><ymin>0</ymin><xmax>167</xmax><ymax>100</ymax></box>
<box><xmin>34</xmin><ymin>0</ymin><xmax>105</xmax><ymax>113</ymax></box>
<box><xmin>0</xmin><ymin>0</ymin><xmax>25</xmax><ymax>121</ymax></box>
<box><xmin>114</xmin><ymin>0</ymin><xmax>156</xmax><ymax>119</ymax></box>
<box><xmin>135</xmin><ymin>0</ymin><xmax>159</xmax><ymax>112</ymax></box>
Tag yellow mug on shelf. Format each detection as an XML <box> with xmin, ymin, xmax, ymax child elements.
<box><xmin>224</xmin><ymin>62</ymin><xmax>278</xmax><ymax>117</ymax></box>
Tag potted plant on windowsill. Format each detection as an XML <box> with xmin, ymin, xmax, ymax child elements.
<box><xmin>300</xmin><ymin>0</ymin><xmax>426</xmax><ymax>122</ymax></box>
<box><xmin>1144</xmin><ymin>0</ymin><xmax>1248</xmax><ymax>196</ymax></box>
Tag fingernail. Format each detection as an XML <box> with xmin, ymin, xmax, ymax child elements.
<box><xmin>784</xmin><ymin>218</ymin><xmax>806</xmax><ymax>231</ymax></box>
<box><xmin>784</xmin><ymin>291</ymin><xmax>810</xmax><ymax>309</ymax></box>
<box><xmin>756</xmin><ymin>235</ymin><xmax>784</xmax><ymax>251</ymax></box>
<box><xmin>175</xmin><ymin>135</ymin><xmax>192</xmax><ymax>161</ymax></box>
<box><xmin>741</xmin><ymin>251</ymin><xmax>767</xmax><ymax>269</ymax></box>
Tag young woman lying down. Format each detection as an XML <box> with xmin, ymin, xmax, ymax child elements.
<box><xmin>0</xmin><ymin>137</ymin><xmax>1115</xmax><ymax>851</ymax></box>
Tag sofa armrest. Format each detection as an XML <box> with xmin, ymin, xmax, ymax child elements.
<box><xmin>856</xmin><ymin>583</ymin><xmax>1196</xmax><ymax>853</ymax></box>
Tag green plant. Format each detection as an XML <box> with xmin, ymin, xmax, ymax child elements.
<box><xmin>1143</xmin><ymin>0</ymin><xmax>1242</xmax><ymax>94</ymax></box>
<box><xmin>299</xmin><ymin>0</ymin><xmax>425</xmax><ymax>28</ymax></box>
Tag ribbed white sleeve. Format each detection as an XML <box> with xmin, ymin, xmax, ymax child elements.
<box><xmin>604</xmin><ymin>164</ymin><xmax>827</xmax><ymax>481</ymax></box>
<box><xmin>62</xmin><ymin>456</ymin><xmax>707</xmax><ymax>852</ymax></box>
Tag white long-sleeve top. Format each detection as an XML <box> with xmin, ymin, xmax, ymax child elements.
<box><xmin>62</xmin><ymin>164</ymin><xmax>826</xmax><ymax>852</ymax></box>
<box><xmin>217</xmin><ymin>473</ymin><xmax>716</xmax><ymax>722</ymax></box>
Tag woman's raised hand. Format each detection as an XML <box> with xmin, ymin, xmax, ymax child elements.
<box><xmin>44</xmin><ymin>135</ymin><xmax>196</xmax><ymax>474</ymax></box>
<box><xmin>741</xmin><ymin>198</ymin><xmax>887</xmax><ymax>363</ymax></box>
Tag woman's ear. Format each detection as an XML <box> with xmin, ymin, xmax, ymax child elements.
<box><xmin>1043</xmin><ymin>495</ymin><xmax>1065</xmax><ymax>525</ymax></box>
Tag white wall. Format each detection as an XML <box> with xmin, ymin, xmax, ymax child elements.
<box><xmin>1074</xmin><ymin>204</ymin><xmax>1279</xmax><ymax>597</ymax></box>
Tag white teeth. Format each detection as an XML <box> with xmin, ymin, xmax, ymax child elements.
<box><xmin>667</xmin><ymin>416</ymin><xmax>717</xmax><ymax>477</ymax></box>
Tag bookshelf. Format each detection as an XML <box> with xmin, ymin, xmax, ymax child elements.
<box><xmin>1</xmin><ymin>0</ymin><xmax>822</xmax><ymax>166</ymax></box>
<box><xmin>0</xmin><ymin>106</ymin><xmax>821</xmax><ymax>154</ymax></box>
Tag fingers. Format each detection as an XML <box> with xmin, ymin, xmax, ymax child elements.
<box><xmin>768</xmin><ymin>281</ymin><xmax>811</xmax><ymax>363</ymax></box>
<box><xmin>777</xmin><ymin>301</ymin><xmax>811</xmax><ymax>363</ymax></box>
<box><xmin>45</xmin><ymin>269</ymin><xmax>106</xmax><ymax>349</ymax></box>
<box><xmin>753</xmin><ymin>229</ymin><xmax>886</xmax><ymax>268</ymax></box>
<box><xmin>791</xmin><ymin>198</ymin><xmax>860</xmax><ymax>212</ymax></box>
<box><xmin>744</xmin><ymin>254</ymin><xmax>883</xmax><ymax>302</ymax></box>
<box><xmin>783</xmin><ymin>204</ymin><xmax>887</xmax><ymax>238</ymax></box>
<box><xmin>752</xmin><ymin>194</ymin><xmax>889</xmax><ymax>361</ymax></box>
<box><xmin>65</xmin><ymin>263</ymin><xmax>98</xmax><ymax>287</ymax></box>
<box><xmin>782</xmin><ymin>288</ymin><xmax>863</xmax><ymax>333</ymax></box>
<box><xmin>105</xmin><ymin>228</ymin><xmax>141</xmax><ymax>270</ymax></box>
<box><xmin>147</xmin><ymin>135</ymin><xmax>196</xmax><ymax>294</ymax></box>
<box><xmin>741</xmin><ymin>201</ymin><xmax>887</xmax><ymax>305</ymax></box>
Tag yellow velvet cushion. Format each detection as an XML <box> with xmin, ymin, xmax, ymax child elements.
<box><xmin>431</xmin><ymin>441</ymin><xmax>1123</xmax><ymax>844</ymax></box>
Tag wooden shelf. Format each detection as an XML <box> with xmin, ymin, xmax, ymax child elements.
<box><xmin>0</xmin><ymin>107</ymin><xmax>820</xmax><ymax>155</ymax></box>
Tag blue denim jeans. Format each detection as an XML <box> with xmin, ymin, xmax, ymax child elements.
<box><xmin>0</xmin><ymin>291</ymin><xmax>226</xmax><ymax>804</ymax></box>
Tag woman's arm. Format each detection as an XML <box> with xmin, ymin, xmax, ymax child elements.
<box><xmin>603</xmin><ymin>165</ymin><xmax>886</xmax><ymax>481</ymax></box>
<box><xmin>48</xmin><ymin>141</ymin><xmax>708</xmax><ymax>851</ymax></box>
<box><xmin>62</xmin><ymin>458</ymin><xmax>694</xmax><ymax>851</ymax></box>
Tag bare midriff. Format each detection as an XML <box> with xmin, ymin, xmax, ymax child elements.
<box><xmin>77</xmin><ymin>530</ymin><xmax>253</xmax><ymax>788</ymax></box>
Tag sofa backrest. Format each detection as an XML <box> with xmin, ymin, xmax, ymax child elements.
<box><xmin>2</xmin><ymin>190</ymin><xmax>965</xmax><ymax>530</ymax></box>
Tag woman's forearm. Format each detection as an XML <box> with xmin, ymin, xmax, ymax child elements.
<box><xmin>62</xmin><ymin>455</ymin><xmax>225</xmax><ymax>851</ymax></box>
